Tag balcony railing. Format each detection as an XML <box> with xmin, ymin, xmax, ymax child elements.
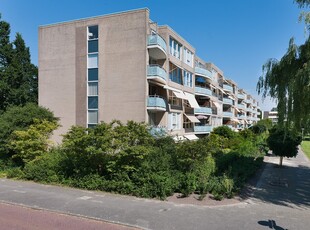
<box><xmin>194</xmin><ymin>67</ymin><xmax>212</xmax><ymax>78</ymax></box>
<box><xmin>194</xmin><ymin>125</ymin><xmax>213</xmax><ymax>133</ymax></box>
<box><xmin>147</xmin><ymin>96</ymin><xmax>167</xmax><ymax>111</ymax></box>
<box><xmin>147</xmin><ymin>65</ymin><xmax>167</xmax><ymax>82</ymax></box>
<box><xmin>245</xmin><ymin>99</ymin><xmax>252</xmax><ymax>104</ymax></box>
<box><xmin>195</xmin><ymin>87</ymin><xmax>212</xmax><ymax>96</ymax></box>
<box><xmin>223</xmin><ymin>84</ymin><xmax>233</xmax><ymax>92</ymax></box>
<box><xmin>223</xmin><ymin>98</ymin><xmax>233</xmax><ymax>105</ymax></box>
<box><xmin>238</xmin><ymin>93</ymin><xmax>245</xmax><ymax>99</ymax></box>
<box><xmin>237</xmin><ymin>115</ymin><xmax>246</xmax><ymax>119</ymax></box>
<box><xmin>147</xmin><ymin>35</ymin><xmax>167</xmax><ymax>52</ymax></box>
<box><xmin>194</xmin><ymin>107</ymin><xmax>212</xmax><ymax>114</ymax></box>
<box><xmin>223</xmin><ymin>111</ymin><xmax>233</xmax><ymax>117</ymax></box>
<box><xmin>237</xmin><ymin>104</ymin><xmax>246</xmax><ymax>109</ymax></box>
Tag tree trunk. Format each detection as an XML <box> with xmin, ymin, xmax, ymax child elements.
<box><xmin>279</xmin><ymin>156</ymin><xmax>283</xmax><ymax>166</ymax></box>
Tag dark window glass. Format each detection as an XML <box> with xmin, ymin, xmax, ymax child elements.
<box><xmin>88</xmin><ymin>124</ymin><xmax>97</xmax><ymax>129</ymax></box>
<box><xmin>88</xmin><ymin>97</ymin><xmax>98</xmax><ymax>109</ymax></box>
<box><xmin>88</xmin><ymin>40</ymin><xmax>98</xmax><ymax>53</ymax></box>
<box><xmin>88</xmin><ymin>68</ymin><xmax>98</xmax><ymax>81</ymax></box>
<box><xmin>88</xmin><ymin>26</ymin><xmax>98</xmax><ymax>40</ymax></box>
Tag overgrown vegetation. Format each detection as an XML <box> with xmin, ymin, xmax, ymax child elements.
<box><xmin>301</xmin><ymin>140</ymin><xmax>310</xmax><ymax>159</ymax></box>
<box><xmin>1</xmin><ymin>119</ymin><xmax>268</xmax><ymax>201</ymax></box>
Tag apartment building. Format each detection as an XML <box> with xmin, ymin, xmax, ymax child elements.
<box><xmin>39</xmin><ymin>8</ymin><xmax>260</xmax><ymax>142</ymax></box>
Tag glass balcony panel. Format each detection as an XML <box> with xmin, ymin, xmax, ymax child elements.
<box><xmin>195</xmin><ymin>87</ymin><xmax>212</xmax><ymax>96</ymax></box>
<box><xmin>147</xmin><ymin>96</ymin><xmax>167</xmax><ymax>110</ymax></box>
<box><xmin>194</xmin><ymin>67</ymin><xmax>212</xmax><ymax>78</ymax></box>
<box><xmin>147</xmin><ymin>65</ymin><xmax>167</xmax><ymax>81</ymax></box>
<box><xmin>147</xmin><ymin>35</ymin><xmax>167</xmax><ymax>52</ymax></box>
<box><xmin>194</xmin><ymin>107</ymin><xmax>212</xmax><ymax>114</ymax></box>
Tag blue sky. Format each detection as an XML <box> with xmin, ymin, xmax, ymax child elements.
<box><xmin>1</xmin><ymin>0</ymin><xmax>306</xmax><ymax>111</ymax></box>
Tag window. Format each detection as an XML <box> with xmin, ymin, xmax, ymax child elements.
<box><xmin>88</xmin><ymin>26</ymin><xmax>98</xmax><ymax>40</ymax></box>
<box><xmin>88</xmin><ymin>54</ymin><xmax>98</xmax><ymax>68</ymax></box>
<box><xmin>87</xmin><ymin>25</ymin><xmax>99</xmax><ymax>127</ymax></box>
<box><xmin>169</xmin><ymin>62</ymin><xmax>182</xmax><ymax>84</ymax></box>
<box><xmin>183</xmin><ymin>48</ymin><xmax>193</xmax><ymax>67</ymax></box>
<box><xmin>88</xmin><ymin>110</ymin><xmax>98</xmax><ymax>124</ymax></box>
<box><xmin>88</xmin><ymin>40</ymin><xmax>98</xmax><ymax>53</ymax></box>
<box><xmin>88</xmin><ymin>68</ymin><xmax>98</xmax><ymax>81</ymax></box>
<box><xmin>88</xmin><ymin>82</ymin><xmax>98</xmax><ymax>96</ymax></box>
<box><xmin>169</xmin><ymin>37</ymin><xmax>182</xmax><ymax>59</ymax></box>
<box><xmin>183</xmin><ymin>116</ymin><xmax>193</xmax><ymax>129</ymax></box>
<box><xmin>183</xmin><ymin>70</ymin><xmax>193</xmax><ymax>87</ymax></box>
<box><xmin>168</xmin><ymin>91</ymin><xmax>182</xmax><ymax>109</ymax></box>
<box><xmin>88</xmin><ymin>97</ymin><xmax>98</xmax><ymax>109</ymax></box>
<box><xmin>168</xmin><ymin>112</ymin><xmax>181</xmax><ymax>130</ymax></box>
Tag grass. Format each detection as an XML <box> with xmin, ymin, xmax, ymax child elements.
<box><xmin>301</xmin><ymin>140</ymin><xmax>310</xmax><ymax>160</ymax></box>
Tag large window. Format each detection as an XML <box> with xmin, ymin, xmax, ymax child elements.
<box><xmin>183</xmin><ymin>48</ymin><xmax>193</xmax><ymax>67</ymax></box>
<box><xmin>168</xmin><ymin>112</ymin><xmax>181</xmax><ymax>130</ymax></box>
<box><xmin>183</xmin><ymin>70</ymin><xmax>193</xmax><ymax>87</ymax></box>
<box><xmin>169</xmin><ymin>62</ymin><xmax>182</xmax><ymax>84</ymax></box>
<box><xmin>87</xmin><ymin>25</ymin><xmax>99</xmax><ymax>128</ymax></box>
<box><xmin>169</xmin><ymin>37</ymin><xmax>182</xmax><ymax>59</ymax></box>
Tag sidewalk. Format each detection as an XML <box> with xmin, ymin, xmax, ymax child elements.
<box><xmin>251</xmin><ymin>147</ymin><xmax>310</xmax><ymax>209</ymax></box>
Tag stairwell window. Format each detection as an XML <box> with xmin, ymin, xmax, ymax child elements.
<box><xmin>87</xmin><ymin>25</ymin><xmax>99</xmax><ymax>128</ymax></box>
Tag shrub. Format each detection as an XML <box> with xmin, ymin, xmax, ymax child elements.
<box><xmin>212</xmin><ymin>126</ymin><xmax>236</xmax><ymax>139</ymax></box>
<box><xmin>6</xmin><ymin>167</ymin><xmax>24</xmax><ymax>179</ymax></box>
<box><xmin>23</xmin><ymin>149</ymin><xmax>63</xmax><ymax>183</ymax></box>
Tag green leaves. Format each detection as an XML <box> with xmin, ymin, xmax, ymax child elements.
<box><xmin>0</xmin><ymin>17</ymin><xmax>37</xmax><ymax>112</ymax></box>
<box><xmin>8</xmin><ymin>119</ymin><xmax>59</xmax><ymax>164</ymax></box>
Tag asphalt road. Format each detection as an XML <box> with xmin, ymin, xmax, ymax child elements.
<box><xmin>0</xmin><ymin>149</ymin><xmax>310</xmax><ymax>230</ymax></box>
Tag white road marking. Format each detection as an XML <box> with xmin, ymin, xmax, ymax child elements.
<box><xmin>77</xmin><ymin>196</ymin><xmax>92</xmax><ymax>200</ymax></box>
<box><xmin>12</xmin><ymin>190</ymin><xmax>26</xmax><ymax>193</ymax></box>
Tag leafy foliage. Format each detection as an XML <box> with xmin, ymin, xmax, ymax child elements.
<box><xmin>267</xmin><ymin>126</ymin><xmax>302</xmax><ymax>165</ymax></box>
<box><xmin>0</xmin><ymin>16</ymin><xmax>38</xmax><ymax>112</ymax></box>
<box><xmin>8</xmin><ymin>119</ymin><xmax>59</xmax><ymax>165</ymax></box>
<box><xmin>0</xmin><ymin>103</ymin><xmax>57</xmax><ymax>162</ymax></box>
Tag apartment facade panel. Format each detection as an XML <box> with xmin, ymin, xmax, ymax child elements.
<box><xmin>39</xmin><ymin>8</ymin><xmax>259</xmax><ymax>142</ymax></box>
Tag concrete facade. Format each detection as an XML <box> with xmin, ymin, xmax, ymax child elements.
<box><xmin>39</xmin><ymin>8</ymin><xmax>260</xmax><ymax>142</ymax></box>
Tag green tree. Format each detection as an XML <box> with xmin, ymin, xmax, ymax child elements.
<box><xmin>0</xmin><ymin>103</ymin><xmax>57</xmax><ymax>161</ymax></box>
<box><xmin>8</xmin><ymin>119</ymin><xmax>59</xmax><ymax>165</ymax></box>
<box><xmin>267</xmin><ymin>126</ymin><xmax>302</xmax><ymax>166</ymax></box>
<box><xmin>257</xmin><ymin>1</ymin><xmax>310</xmax><ymax>131</ymax></box>
<box><xmin>0</xmin><ymin>15</ymin><xmax>38</xmax><ymax>112</ymax></box>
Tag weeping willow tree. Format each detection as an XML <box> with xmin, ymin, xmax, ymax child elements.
<box><xmin>257</xmin><ymin>38</ymin><xmax>310</xmax><ymax>131</ymax></box>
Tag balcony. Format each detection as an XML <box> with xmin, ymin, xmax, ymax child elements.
<box><xmin>194</xmin><ymin>67</ymin><xmax>212</xmax><ymax>79</ymax></box>
<box><xmin>237</xmin><ymin>104</ymin><xmax>246</xmax><ymax>110</ymax></box>
<box><xmin>147</xmin><ymin>96</ymin><xmax>167</xmax><ymax>111</ymax></box>
<box><xmin>225</xmin><ymin>125</ymin><xmax>233</xmax><ymax>129</ymax></box>
<box><xmin>237</xmin><ymin>114</ymin><xmax>246</xmax><ymax>119</ymax></box>
<box><xmin>147</xmin><ymin>65</ymin><xmax>167</xmax><ymax>84</ymax></box>
<box><xmin>245</xmin><ymin>99</ymin><xmax>252</xmax><ymax>104</ymax></box>
<box><xmin>194</xmin><ymin>107</ymin><xmax>212</xmax><ymax>115</ymax></box>
<box><xmin>195</xmin><ymin>87</ymin><xmax>212</xmax><ymax>96</ymax></box>
<box><xmin>194</xmin><ymin>125</ymin><xmax>213</xmax><ymax>133</ymax></box>
<box><xmin>147</xmin><ymin>35</ymin><xmax>167</xmax><ymax>60</ymax></box>
<box><xmin>223</xmin><ymin>98</ymin><xmax>233</xmax><ymax>105</ymax></box>
<box><xmin>223</xmin><ymin>84</ymin><xmax>233</xmax><ymax>92</ymax></box>
<box><xmin>238</xmin><ymin>93</ymin><xmax>245</xmax><ymax>100</ymax></box>
<box><xmin>223</xmin><ymin>111</ymin><xmax>233</xmax><ymax>117</ymax></box>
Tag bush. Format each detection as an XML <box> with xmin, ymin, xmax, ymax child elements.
<box><xmin>6</xmin><ymin>167</ymin><xmax>24</xmax><ymax>179</ymax></box>
<box><xmin>23</xmin><ymin>149</ymin><xmax>63</xmax><ymax>183</ymax></box>
<box><xmin>212</xmin><ymin>126</ymin><xmax>236</xmax><ymax>139</ymax></box>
